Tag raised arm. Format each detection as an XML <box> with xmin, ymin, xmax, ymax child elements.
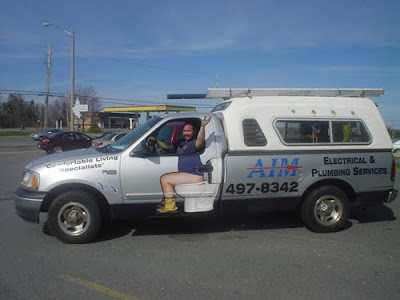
<box><xmin>196</xmin><ymin>116</ymin><xmax>211</xmax><ymax>150</ymax></box>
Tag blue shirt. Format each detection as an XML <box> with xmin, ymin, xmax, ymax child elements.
<box><xmin>177</xmin><ymin>139</ymin><xmax>202</xmax><ymax>175</ymax></box>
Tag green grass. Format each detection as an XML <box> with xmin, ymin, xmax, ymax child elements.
<box><xmin>0</xmin><ymin>131</ymin><xmax>31</xmax><ymax>136</ymax></box>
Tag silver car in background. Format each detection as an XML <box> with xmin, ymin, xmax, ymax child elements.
<box><xmin>92</xmin><ymin>132</ymin><xmax>128</xmax><ymax>148</ymax></box>
<box><xmin>392</xmin><ymin>139</ymin><xmax>400</xmax><ymax>153</ymax></box>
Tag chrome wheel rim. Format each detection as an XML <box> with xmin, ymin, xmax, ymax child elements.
<box><xmin>57</xmin><ymin>202</ymin><xmax>91</xmax><ymax>236</ymax></box>
<box><xmin>313</xmin><ymin>195</ymin><xmax>343</xmax><ymax>225</ymax></box>
<box><xmin>54</xmin><ymin>147</ymin><xmax>62</xmax><ymax>153</ymax></box>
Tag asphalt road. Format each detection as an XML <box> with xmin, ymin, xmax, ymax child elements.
<box><xmin>0</xmin><ymin>137</ymin><xmax>399</xmax><ymax>299</ymax></box>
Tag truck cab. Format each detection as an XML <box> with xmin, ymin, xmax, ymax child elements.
<box><xmin>15</xmin><ymin>88</ymin><xmax>397</xmax><ymax>243</ymax></box>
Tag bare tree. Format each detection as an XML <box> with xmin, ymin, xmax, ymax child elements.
<box><xmin>52</xmin><ymin>85</ymin><xmax>101</xmax><ymax>129</ymax></box>
<box><xmin>48</xmin><ymin>99</ymin><xmax>66</xmax><ymax>127</ymax></box>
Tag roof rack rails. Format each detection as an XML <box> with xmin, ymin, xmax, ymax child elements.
<box><xmin>206</xmin><ymin>88</ymin><xmax>384</xmax><ymax>100</ymax></box>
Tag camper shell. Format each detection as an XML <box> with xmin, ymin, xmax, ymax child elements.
<box><xmin>15</xmin><ymin>88</ymin><xmax>397</xmax><ymax>243</ymax></box>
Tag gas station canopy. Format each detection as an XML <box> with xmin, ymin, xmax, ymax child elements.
<box><xmin>103</xmin><ymin>105</ymin><xmax>196</xmax><ymax>113</ymax></box>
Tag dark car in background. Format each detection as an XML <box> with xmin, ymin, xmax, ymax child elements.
<box><xmin>30</xmin><ymin>128</ymin><xmax>62</xmax><ymax>140</ymax></box>
<box><xmin>39</xmin><ymin>131</ymin><xmax>93</xmax><ymax>153</ymax></box>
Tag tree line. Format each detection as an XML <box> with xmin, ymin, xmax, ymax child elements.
<box><xmin>0</xmin><ymin>86</ymin><xmax>101</xmax><ymax>129</ymax></box>
<box><xmin>0</xmin><ymin>93</ymin><xmax>43</xmax><ymax>128</ymax></box>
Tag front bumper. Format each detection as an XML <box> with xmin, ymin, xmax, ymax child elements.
<box><xmin>15</xmin><ymin>187</ymin><xmax>47</xmax><ymax>223</ymax></box>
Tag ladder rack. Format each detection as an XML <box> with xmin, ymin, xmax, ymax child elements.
<box><xmin>206</xmin><ymin>88</ymin><xmax>384</xmax><ymax>100</ymax></box>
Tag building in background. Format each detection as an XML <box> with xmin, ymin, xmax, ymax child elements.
<box><xmin>101</xmin><ymin>105</ymin><xmax>196</xmax><ymax>129</ymax></box>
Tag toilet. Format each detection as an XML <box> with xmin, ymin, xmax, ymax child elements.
<box><xmin>175</xmin><ymin>181</ymin><xmax>216</xmax><ymax>212</ymax></box>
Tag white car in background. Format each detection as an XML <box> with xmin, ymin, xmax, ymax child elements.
<box><xmin>92</xmin><ymin>132</ymin><xmax>128</xmax><ymax>148</ymax></box>
<box><xmin>392</xmin><ymin>140</ymin><xmax>400</xmax><ymax>153</ymax></box>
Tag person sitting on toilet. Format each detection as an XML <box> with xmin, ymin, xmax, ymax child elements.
<box><xmin>148</xmin><ymin>116</ymin><xmax>211</xmax><ymax>214</ymax></box>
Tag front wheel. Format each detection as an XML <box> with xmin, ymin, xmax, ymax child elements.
<box><xmin>301</xmin><ymin>185</ymin><xmax>349</xmax><ymax>233</ymax></box>
<box><xmin>48</xmin><ymin>191</ymin><xmax>102</xmax><ymax>244</ymax></box>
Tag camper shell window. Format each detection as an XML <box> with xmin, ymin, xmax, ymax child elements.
<box><xmin>242</xmin><ymin>119</ymin><xmax>267</xmax><ymax>146</ymax></box>
<box><xmin>331</xmin><ymin>120</ymin><xmax>371</xmax><ymax>143</ymax></box>
<box><xmin>275</xmin><ymin>119</ymin><xmax>371</xmax><ymax>145</ymax></box>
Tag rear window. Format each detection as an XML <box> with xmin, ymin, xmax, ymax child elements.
<box><xmin>275</xmin><ymin>119</ymin><xmax>371</xmax><ymax>144</ymax></box>
<box><xmin>157</xmin><ymin>122</ymin><xmax>183</xmax><ymax>143</ymax></box>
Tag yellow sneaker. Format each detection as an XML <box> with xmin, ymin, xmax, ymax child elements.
<box><xmin>157</xmin><ymin>198</ymin><xmax>166</xmax><ymax>209</ymax></box>
<box><xmin>156</xmin><ymin>197</ymin><xmax>178</xmax><ymax>214</ymax></box>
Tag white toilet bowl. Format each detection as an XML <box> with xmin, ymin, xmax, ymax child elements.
<box><xmin>175</xmin><ymin>181</ymin><xmax>215</xmax><ymax>212</ymax></box>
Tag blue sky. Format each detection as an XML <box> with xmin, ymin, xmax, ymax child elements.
<box><xmin>1</xmin><ymin>0</ymin><xmax>399</xmax><ymax>122</ymax></box>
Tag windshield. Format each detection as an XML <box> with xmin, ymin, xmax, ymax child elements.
<box><xmin>97</xmin><ymin>117</ymin><xmax>161</xmax><ymax>153</ymax></box>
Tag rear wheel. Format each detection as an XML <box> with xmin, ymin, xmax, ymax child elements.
<box><xmin>52</xmin><ymin>145</ymin><xmax>63</xmax><ymax>153</ymax></box>
<box><xmin>301</xmin><ymin>185</ymin><xmax>349</xmax><ymax>233</ymax></box>
<box><xmin>48</xmin><ymin>191</ymin><xmax>102</xmax><ymax>243</ymax></box>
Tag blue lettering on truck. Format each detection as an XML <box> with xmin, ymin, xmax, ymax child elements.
<box><xmin>225</xmin><ymin>157</ymin><xmax>301</xmax><ymax>195</ymax></box>
<box><xmin>247</xmin><ymin>158</ymin><xmax>301</xmax><ymax>178</ymax></box>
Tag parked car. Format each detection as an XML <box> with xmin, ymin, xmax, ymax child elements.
<box><xmin>30</xmin><ymin>128</ymin><xmax>62</xmax><ymax>140</ymax></box>
<box><xmin>91</xmin><ymin>131</ymin><xmax>115</xmax><ymax>145</ymax></box>
<box><xmin>93</xmin><ymin>131</ymin><xmax>116</xmax><ymax>140</ymax></box>
<box><xmin>38</xmin><ymin>131</ymin><xmax>93</xmax><ymax>153</ymax></box>
<box><xmin>392</xmin><ymin>140</ymin><xmax>400</xmax><ymax>153</ymax></box>
<box><xmin>92</xmin><ymin>132</ymin><xmax>128</xmax><ymax>148</ymax></box>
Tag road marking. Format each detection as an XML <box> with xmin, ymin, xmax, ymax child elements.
<box><xmin>61</xmin><ymin>274</ymin><xmax>139</xmax><ymax>300</ymax></box>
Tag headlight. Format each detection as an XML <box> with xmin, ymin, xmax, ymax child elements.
<box><xmin>21</xmin><ymin>170</ymin><xmax>40</xmax><ymax>191</ymax></box>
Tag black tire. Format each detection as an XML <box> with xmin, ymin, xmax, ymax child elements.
<box><xmin>48</xmin><ymin>191</ymin><xmax>102</xmax><ymax>244</ymax></box>
<box><xmin>52</xmin><ymin>145</ymin><xmax>63</xmax><ymax>153</ymax></box>
<box><xmin>301</xmin><ymin>185</ymin><xmax>349</xmax><ymax>233</ymax></box>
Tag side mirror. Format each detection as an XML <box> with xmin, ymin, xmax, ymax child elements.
<box><xmin>196</xmin><ymin>164</ymin><xmax>213</xmax><ymax>173</ymax></box>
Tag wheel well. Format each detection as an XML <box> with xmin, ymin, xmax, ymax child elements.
<box><xmin>41</xmin><ymin>183</ymin><xmax>110</xmax><ymax>219</ymax></box>
<box><xmin>301</xmin><ymin>179</ymin><xmax>356</xmax><ymax>204</ymax></box>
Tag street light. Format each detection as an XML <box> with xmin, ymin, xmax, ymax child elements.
<box><xmin>43</xmin><ymin>22</ymin><xmax>75</xmax><ymax>131</ymax></box>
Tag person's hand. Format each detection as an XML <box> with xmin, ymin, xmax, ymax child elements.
<box><xmin>201</xmin><ymin>116</ymin><xmax>211</xmax><ymax>127</ymax></box>
<box><xmin>148</xmin><ymin>136</ymin><xmax>156</xmax><ymax>143</ymax></box>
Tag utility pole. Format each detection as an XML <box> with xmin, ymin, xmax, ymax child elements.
<box><xmin>44</xmin><ymin>43</ymin><xmax>52</xmax><ymax>129</ymax></box>
<box><xmin>215</xmin><ymin>74</ymin><xmax>220</xmax><ymax>106</ymax></box>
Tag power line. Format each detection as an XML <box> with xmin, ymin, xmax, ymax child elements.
<box><xmin>0</xmin><ymin>88</ymin><xmax>216</xmax><ymax>108</ymax></box>
<box><xmin>96</xmin><ymin>57</ymin><xmax>204</xmax><ymax>76</ymax></box>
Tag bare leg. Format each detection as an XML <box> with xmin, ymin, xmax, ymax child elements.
<box><xmin>160</xmin><ymin>172</ymin><xmax>204</xmax><ymax>197</ymax></box>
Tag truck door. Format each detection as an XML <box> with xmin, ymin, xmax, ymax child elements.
<box><xmin>119</xmin><ymin>115</ymin><xmax>225</xmax><ymax>209</ymax></box>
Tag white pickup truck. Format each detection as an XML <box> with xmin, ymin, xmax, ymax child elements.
<box><xmin>16</xmin><ymin>88</ymin><xmax>397</xmax><ymax>243</ymax></box>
